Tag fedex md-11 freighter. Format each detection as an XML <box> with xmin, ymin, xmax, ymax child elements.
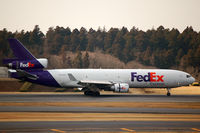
<box><xmin>3</xmin><ymin>39</ymin><xmax>195</xmax><ymax>96</ymax></box>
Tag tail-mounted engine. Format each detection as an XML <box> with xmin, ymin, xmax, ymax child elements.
<box><xmin>3</xmin><ymin>58</ymin><xmax>48</xmax><ymax>70</ymax></box>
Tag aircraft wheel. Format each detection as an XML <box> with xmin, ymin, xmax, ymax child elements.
<box><xmin>167</xmin><ymin>88</ymin><xmax>171</xmax><ymax>96</ymax></box>
<box><xmin>84</xmin><ymin>91</ymin><xmax>89</xmax><ymax>96</ymax></box>
<box><xmin>167</xmin><ymin>92</ymin><xmax>171</xmax><ymax>96</ymax></box>
<box><xmin>93</xmin><ymin>91</ymin><xmax>100</xmax><ymax>96</ymax></box>
<box><xmin>84</xmin><ymin>91</ymin><xmax>100</xmax><ymax>96</ymax></box>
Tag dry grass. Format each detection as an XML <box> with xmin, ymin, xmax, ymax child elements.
<box><xmin>129</xmin><ymin>86</ymin><xmax>200</xmax><ymax>95</ymax></box>
<box><xmin>0</xmin><ymin>78</ymin><xmax>18</xmax><ymax>81</ymax></box>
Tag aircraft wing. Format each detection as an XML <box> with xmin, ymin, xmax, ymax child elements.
<box><xmin>68</xmin><ymin>73</ymin><xmax>114</xmax><ymax>85</ymax></box>
<box><xmin>77</xmin><ymin>80</ymin><xmax>114</xmax><ymax>91</ymax></box>
<box><xmin>79</xmin><ymin>80</ymin><xmax>113</xmax><ymax>85</ymax></box>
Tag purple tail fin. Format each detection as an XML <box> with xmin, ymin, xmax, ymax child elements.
<box><xmin>8</xmin><ymin>39</ymin><xmax>36</xmax><ymax>60</ymax></box>
<box><xmin>3</xmin><ymin>39</ymin><xmax>46</xmax><ymax>70</ymax></box>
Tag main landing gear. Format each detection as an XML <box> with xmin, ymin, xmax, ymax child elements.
<box><xmin>84</xmin><ymin>91</ymin><xmax>100</xmax><ymax>96</ymax></box>
<box><xmin>167</xmin><ymin>88</ymin><xmax>171</xmax><ymax>96</ymax></box>
<box><xmin>83</xmin><ymin>85</ymin><xmax>100</xmax><ymax>96</ymax></box>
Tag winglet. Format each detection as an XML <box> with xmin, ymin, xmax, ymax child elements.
<box><xmin>68</xmin><ymin>73</ymin><xmax>77</xmax><ymax>81</ymax></box>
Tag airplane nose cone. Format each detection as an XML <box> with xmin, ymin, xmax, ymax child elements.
<box><xmin>190</xmin><ymin>77</ymin><xmax>195</xmax><ymax>84</ymax></box>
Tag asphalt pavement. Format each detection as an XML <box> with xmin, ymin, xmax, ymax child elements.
<box><xmin>0</xmin><ymin>121</ymin><xmax>200</xmax><ymax>133</ymax></box>
<box><xmin>0</xmin><ymin>93</ymin><xmax>200</xmax><ymax>102</ymax></box>
<box><xmin>0</xmin><ymin>93</ymin><xmax>200</xmax><ymax>132</ymax></box>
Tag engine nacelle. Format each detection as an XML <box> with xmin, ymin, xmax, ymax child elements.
<box><xmin>110</xmin><ymin>83</ymin><xmax>129</xmax><ymax>93</ymax></box>
<box><xmin>3</xmin><ymin>58</ymin><xmax>48</xmax><ymax>70</ymax></box>
<box><xmin>37</xmin><ymin>58</ymin><xmax>48</xmax><ymax>68</ymax></box>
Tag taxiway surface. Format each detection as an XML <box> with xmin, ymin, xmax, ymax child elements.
<box><xmin>1</xmin><ymin>121</ymin><xmax>200</xmax><ymax>133</ymax></box>
<box><xmin>0</xmin><ymin>93</ymin><xmax>200</xmax><ymax>102</ymax></box>
<box><xmin>0</xmin><ymin>94</ymin><xmax>200</xmax><ymax>114</ymax></box>
<box><xmin>0</xmin><ymin>93</ymin><xmax>200</xmax><ymax>132</ymax></box>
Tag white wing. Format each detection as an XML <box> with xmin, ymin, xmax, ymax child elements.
<box><xmin>79</xmin><ymin>80</ymin><xmax>113</xmax><ymax>85</ymax></box>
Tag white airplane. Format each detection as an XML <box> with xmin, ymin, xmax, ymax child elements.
<box><xmin>3</xmin><ymin>39</ymin><xmax>195</xmax><ymax>96</ymax></box>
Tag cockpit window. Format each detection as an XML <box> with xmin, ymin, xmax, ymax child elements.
<box><xmin>186</xmin><ymin>75</ymin><xmax>191</xmax><ymax>78</ymax></box>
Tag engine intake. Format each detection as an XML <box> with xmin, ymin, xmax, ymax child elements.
<box><xmin>3</xmin><ymin>58</ymin><xmax>48</xmax><ymax>70</ymax></box>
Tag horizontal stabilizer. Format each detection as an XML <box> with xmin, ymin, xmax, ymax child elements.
<box><xmin>16</xmin><ymin>69</ymin><xmax>38</xmax><ymax>80</ymax></box>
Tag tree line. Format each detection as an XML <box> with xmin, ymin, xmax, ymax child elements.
<box><xmin>0</xmin><ymin>25</ymin><xmax>200</xmax><ymax>78</ymax></box>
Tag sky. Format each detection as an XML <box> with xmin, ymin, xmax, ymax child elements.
<box><xmin>0</xmin><ymin>0</ymin><xmax>200</xmax><ymax>33</ymax></box>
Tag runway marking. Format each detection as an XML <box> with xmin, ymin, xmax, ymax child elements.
<box><xmin>120</xmin><ymin>128</ymin><xmax>135</xmax><ymax>132</ymax></box>
<box><xmin>191</xmin><ymin>128</ymin><xmax>200</xmax><ymax>132</ymax></box>
<box><xmin>51</xmin><ymin>129</ymin><xmax>66</xmax><ymax>133</ymax></box>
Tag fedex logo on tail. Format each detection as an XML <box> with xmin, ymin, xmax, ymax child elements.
<box><xmin>20</xmin><ymin>62</ymin><xmax>34</xmax><ymax>68</ymax></box>
<box><xmin>131</xmin><ymin>72</ymin><xmax>164</xmax><ymax>82</ymax></box>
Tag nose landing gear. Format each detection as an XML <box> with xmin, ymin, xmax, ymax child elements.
<box><xmin>167</xmin><ymin>88</ymin><xmax>171</xmax><ymax>96</ymax></box>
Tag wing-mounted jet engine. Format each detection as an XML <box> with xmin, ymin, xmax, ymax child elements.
<box><xmin>110</xmin><ymin>83</ymin><xmax>129</xmax><ymax>93</ymax></box>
